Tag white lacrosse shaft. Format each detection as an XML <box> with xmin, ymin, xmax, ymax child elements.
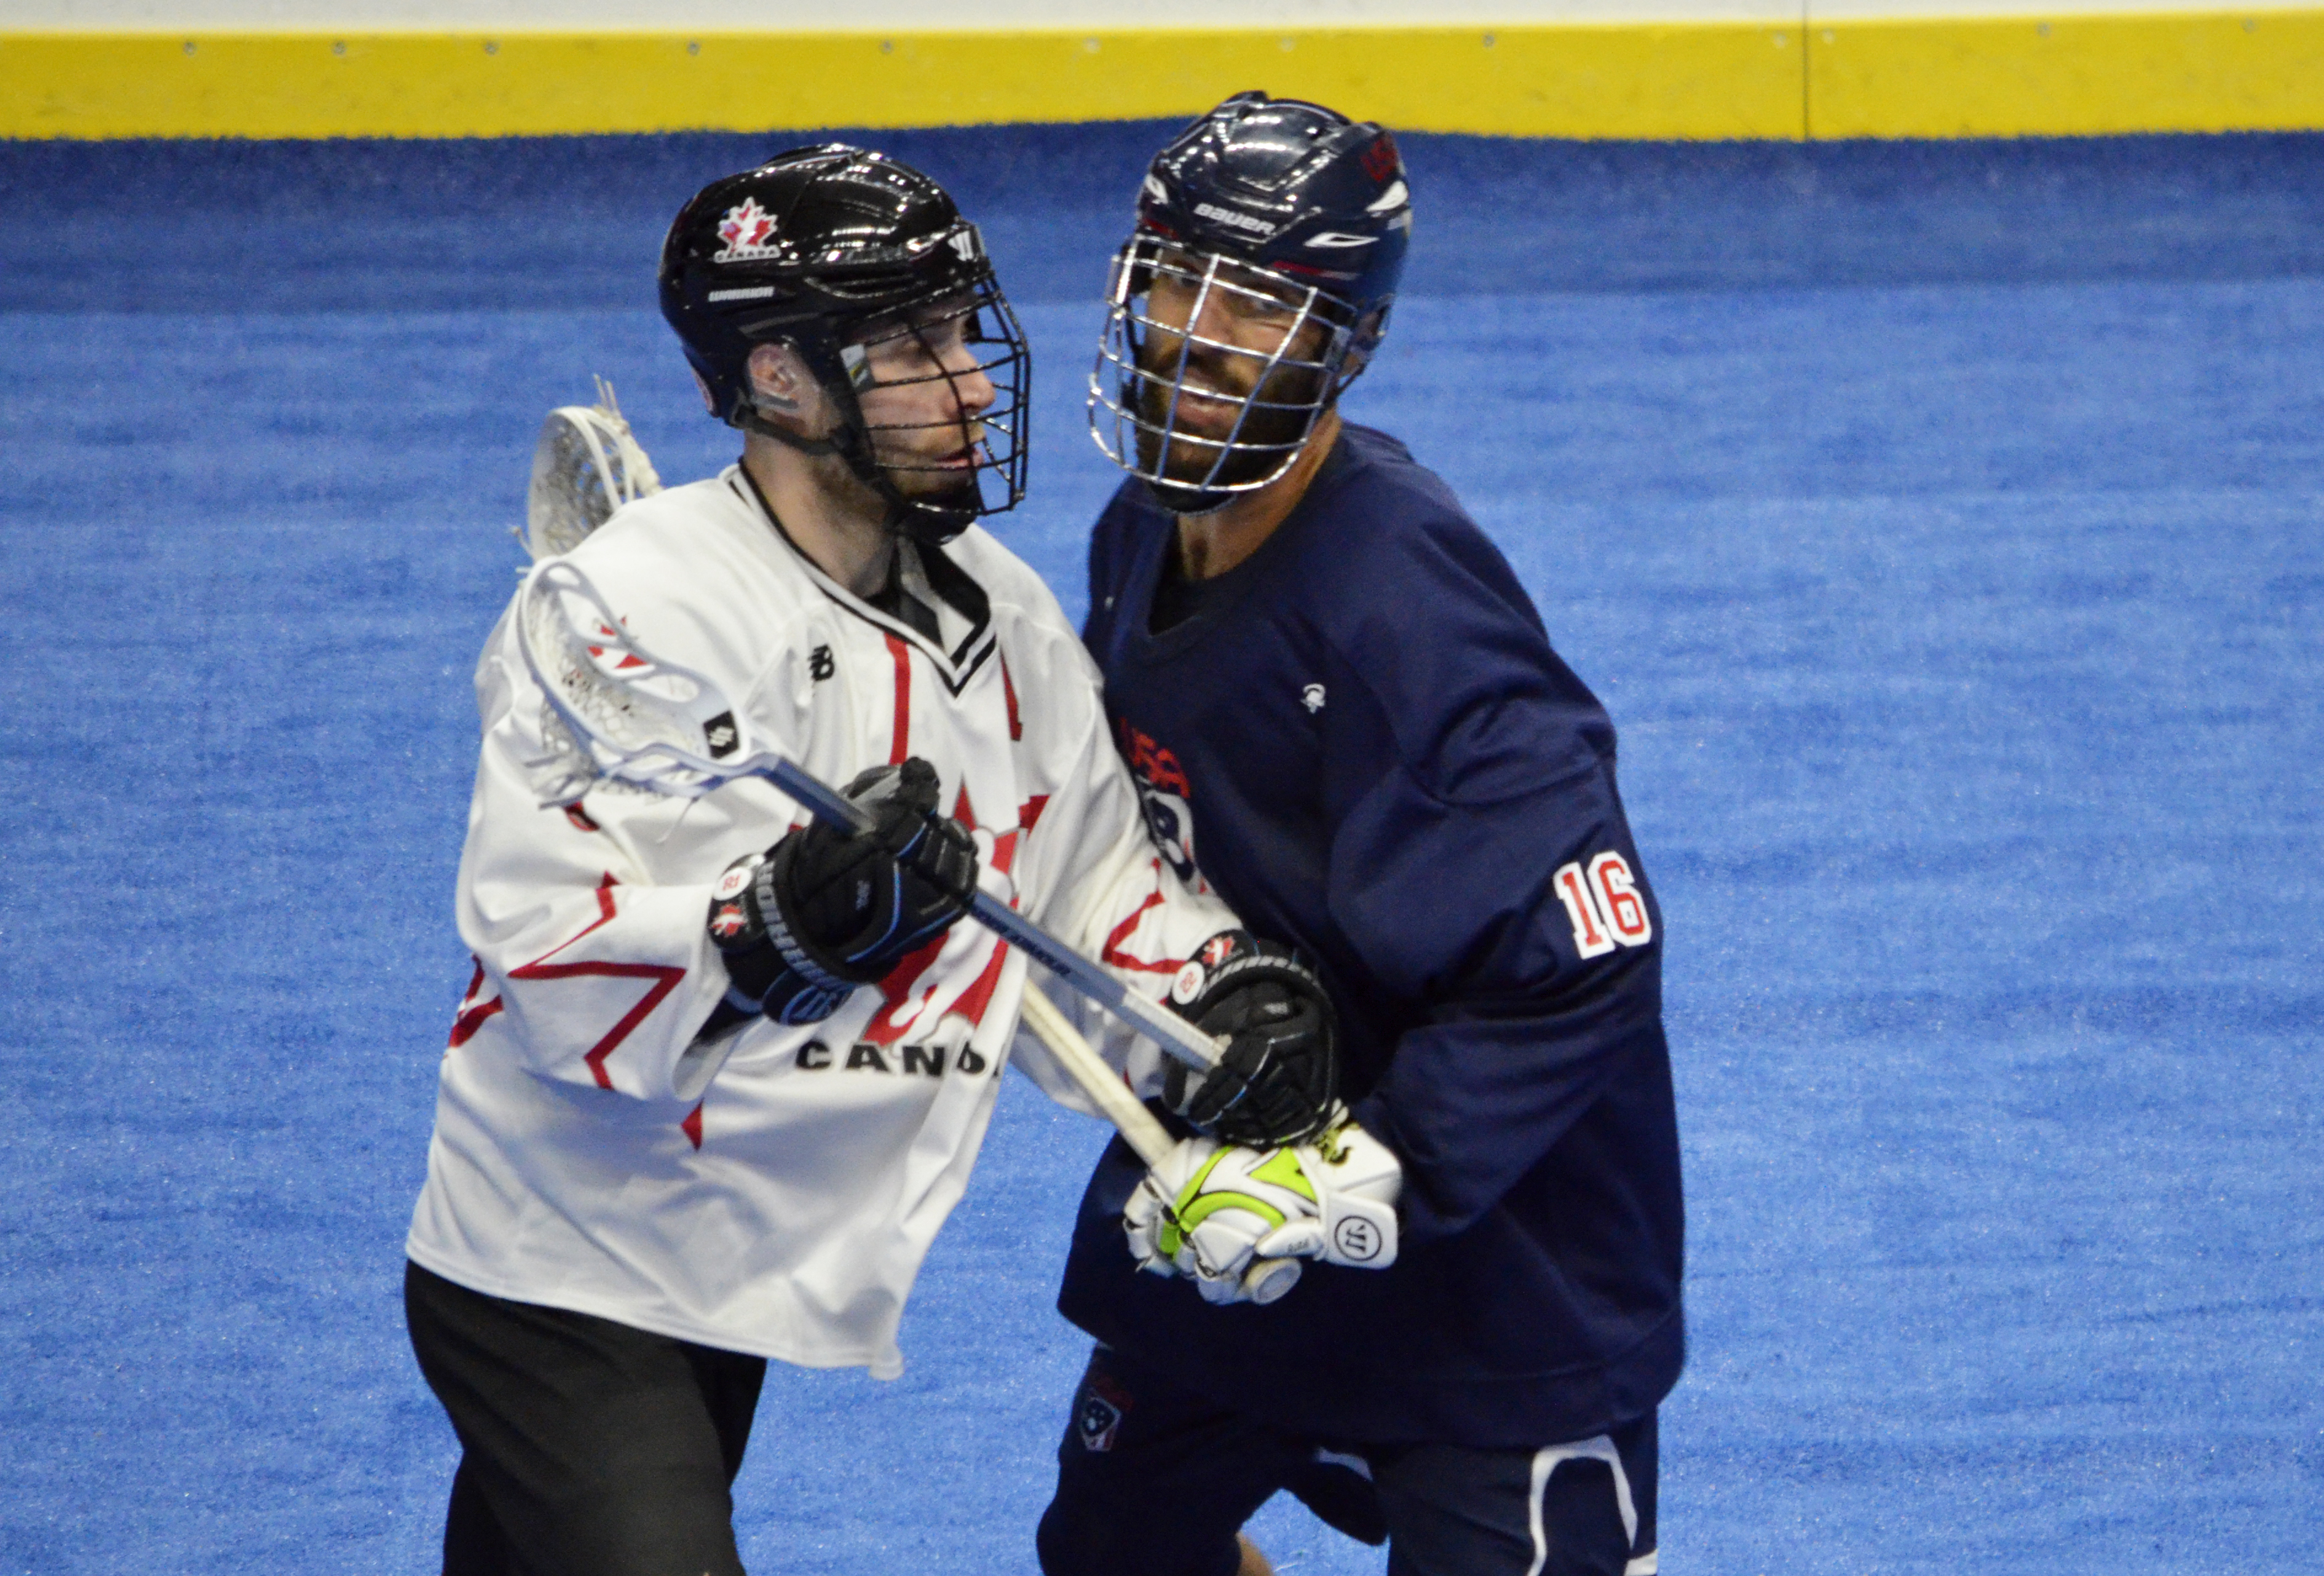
<box><xmin>519</xmin><ymin>557</ymin><xmax>1228</xmax><ymax>1076</ymax></box>
<box><xmin>1017</xmin><ymin>984</ymin><xmax>1302</xmax><ymax>1305</ymax></box>
<box><xmin>1018</xmin><ymin>984</ymin><xmax>1172</xmax><ymax>1165</ymax></box>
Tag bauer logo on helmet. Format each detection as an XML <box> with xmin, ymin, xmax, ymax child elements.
<box><xmin>1193</xmin><ymin>201</ymin><xmax>1277</xmax><ymax>238</ymax></box>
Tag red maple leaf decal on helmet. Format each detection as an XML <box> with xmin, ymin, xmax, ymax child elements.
<box><xmin>716</xmin><ymin>197</ymin><xmax>776</xmax><ymax>258</ymax></box>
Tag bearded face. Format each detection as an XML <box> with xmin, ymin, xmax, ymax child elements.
<box><xmin>1114</xmin><ymin>245</ymin><xmax>1344</xmax><ymax>508</ymax></box>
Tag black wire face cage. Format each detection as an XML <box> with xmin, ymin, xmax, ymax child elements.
<box><xmin>826</xmin><ymin>272</ymin><xmax>1031</xmax><ymax>544</ymax></box>
<box><xmin>1088</xmin><ymin>235</ymin><xmax>1361</xmax><ymax>512</ymax></box>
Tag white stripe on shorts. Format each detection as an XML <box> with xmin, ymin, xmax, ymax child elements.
<box><xmin>1522</xmin><ymin>1434</ymin><xmax>1640</xmax><ymax>1576</ymax></box>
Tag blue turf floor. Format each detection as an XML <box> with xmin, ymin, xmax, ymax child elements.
<box><xmin>1</xmin><ymin>129</ymin><xmax>2319</xmax><ymax>1574</ymax></box>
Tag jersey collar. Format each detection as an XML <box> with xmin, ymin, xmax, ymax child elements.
<box><xmin>727</xmin><ymin>465</ymin><xmax>998</xmax><ymax>689</ymax></box>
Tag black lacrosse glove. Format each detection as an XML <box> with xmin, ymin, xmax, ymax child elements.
<box><xmin>1163</xmin><ymin>931</ymin><xmax>1341</xmax><ymax>1147</ymax></box>
<box><xmin>707</xmin><ymin>758</ymin><xmax>978</xmax><ymax>1024</ymax></box>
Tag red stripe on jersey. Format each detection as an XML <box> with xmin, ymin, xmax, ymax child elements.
<box><xmin>990</xmin><ymin>796</ymin><xmax>1049</xmax><ymax>878</ymax></box>
<box><xmin>1000</xmin><ymin>652</ymin><xmax>1022</xmax><ymax>741</ymax></box>
<box><xmin>952</xmin><ymin>783</ymin><xmax>977</xmax><ymax>831</ymax></box>
<box><xmin>504</xmin><ymin>875</ymin><xmax>686</xmax><ymax>1089</ymax></box>
<box><xmin>449</xmin><ymin>997</ymin><xmax>504</xmax><ymax>1048</ymax></box>
<box><xmin>885</xmin><ymin>633</ymin><xmax>912</xmax><ymax>764</ymax></box>
<box><xmin>681</xmin><ymin>1103</ymin><xmax>704</xmax><ymax>1149</ymax></box>
<box><xmin>990</xmin><ymin>796</ymin><xmax>1049</xmax><ymax>879</ymax></box>
<box><xmin>1101</xmin><ymin>865</ymin><xmax>1179</xmax><ymax>975</ymax></box>
<box><xmin>949</xmin><ymin>935</ymin><xmax>1011</xmax><ymax>1028</ymax></box>
<box><xmin>514</xmin><ymin>874</ymin><xmax>622</xmax><ymax>969</ymax></box>
<box><xmin>509</xmin><ymin>959</ymin><xmax>687</xmax><ymax>1089</ymax></box>
<box><xmin>448</xmin><ymin>958</ymin><xmax>504</xmax><ymax>1048</ymax></box>
<box><xmin>861</xmin><ymin>934</ymin><xmax>947</xmax><ymax>1047</ymax></box>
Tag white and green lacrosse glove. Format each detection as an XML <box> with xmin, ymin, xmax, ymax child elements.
<box><xmin>1124</xmin><ymin>1123</ymin><xmax>1403</xmax><ymax>1306</ymax></box>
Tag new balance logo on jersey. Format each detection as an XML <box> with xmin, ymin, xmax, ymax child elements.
<box><xmin>809</xmin><ymin>644</ymin><xmax>836</xmax><ymax>681</ymax></box>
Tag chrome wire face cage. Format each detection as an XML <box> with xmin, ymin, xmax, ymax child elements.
<box><xmin>834</xmin><ymin>274</ymin><xmax>1031</xmax><ymax>533</ymax></box>
<box><xmin>1088</xmin><ymin>236</ymin><xmax>1359</xmax><ymax>512</ymax></box>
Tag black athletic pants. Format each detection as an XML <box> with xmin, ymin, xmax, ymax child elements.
<box><xmin>405</xmin><ymin>1261</ymin><xmax>767</xmax><ymax>1576</ymax></box>
<box><xmin>1039</xmin><ymin>1344</ymin><xmax>1659</xmax><ymax>1576</ymax></box>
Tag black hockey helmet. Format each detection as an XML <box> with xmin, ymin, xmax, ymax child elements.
<box><xmin>1090</xmin><ymin>93</ymin><xmax>1412</xmax><ymax>512</ymax></box>
<box><xmin>660</xmin><ymin>145</ymin><xmax>1030</xmax><ymax>545</ymax></box>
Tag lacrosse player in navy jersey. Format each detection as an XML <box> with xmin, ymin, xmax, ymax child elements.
<box><xmin>1036</xmin><ymin>95</ymin><xmax>1686</xmax><ymax>1576</ymax></box>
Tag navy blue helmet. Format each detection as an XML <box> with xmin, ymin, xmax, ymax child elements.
<box><xmin>1090</xmin><ymin>92</ymin><xmax>1413</xmax><ymax>512</ymax></box>
<box><xmin>660</xmin><ymin>145</ymin><xmax>1030</xmax><ymax>545</ymax></box>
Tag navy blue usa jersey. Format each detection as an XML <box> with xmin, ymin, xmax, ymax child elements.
<box><xmin>1056</xmin><ymin>423</ymin><xmax>1685</xmax><ymax>1447</ymax></box>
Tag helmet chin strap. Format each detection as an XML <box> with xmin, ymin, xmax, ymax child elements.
<box><xmin>738</xmin><ymin>397</ymin><xmax>976</xmax><ymax>547</ymax></box>
<box><xmin>738</xmin><ymin>402</ymin><xmax>842</xmax><ymax>459</ymax></box>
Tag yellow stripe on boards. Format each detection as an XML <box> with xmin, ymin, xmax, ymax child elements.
<box><xmin>1810</xmin><ymin>10</ymin><xmax>2324</xmax><ymax>138</ymax></box>
<box><xmin>0</xmin><ymin>26</ymin><xmax>1801</xmax><ymax>141</ymax></box>
<box><xmin>1</xmin><ymin>15</ymin><xmax>2320</xmax><ymax>143</ymax></box>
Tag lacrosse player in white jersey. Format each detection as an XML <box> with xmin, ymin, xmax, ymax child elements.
<box><xmin>401</xmin><ymin>146</ymin><xmax>1346</xmax><ymax>1576</ymax></box>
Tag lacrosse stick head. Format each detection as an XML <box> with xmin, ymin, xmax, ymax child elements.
<box><xmin>517</xmin><ymin>559</ymin><xmax>756</xmax><ymax>802</ymax></box>
<box><xmin>524</xmin><ymin>379</ymin><xmax>665</xmax><ymax>560</ymax></box>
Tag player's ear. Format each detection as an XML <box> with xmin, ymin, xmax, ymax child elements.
<box><xmin>746</xmin><ymin>341</ymin><xmax>810</xmax><ymax>414</ymax></box>
<box><xmin>690</xmin><ymin>366</ymin><xmax>719</xmax><ymax>414</ymax></box>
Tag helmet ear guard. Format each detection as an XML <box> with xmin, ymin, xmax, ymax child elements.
<box><xmin>729</xmin><ymin>337</ymin><xmax>857</xmax><ymax>464</ymax></box>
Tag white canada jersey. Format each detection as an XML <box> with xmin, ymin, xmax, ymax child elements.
<box><xmin>406</xmin><ymin>466</ymin><xmax>1235</xmax><ymax>1378</ymax></box>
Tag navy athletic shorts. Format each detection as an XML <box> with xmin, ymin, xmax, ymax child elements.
<box><xmin>1038</xmin><ymin>1344</ymin><xmax>1658</xmax><ymax>1576</ymax></box>
<box><xmin>404</xmin><ymin>1260</ymin><xmax>767</xmax><ymax>1576</ymax></box>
